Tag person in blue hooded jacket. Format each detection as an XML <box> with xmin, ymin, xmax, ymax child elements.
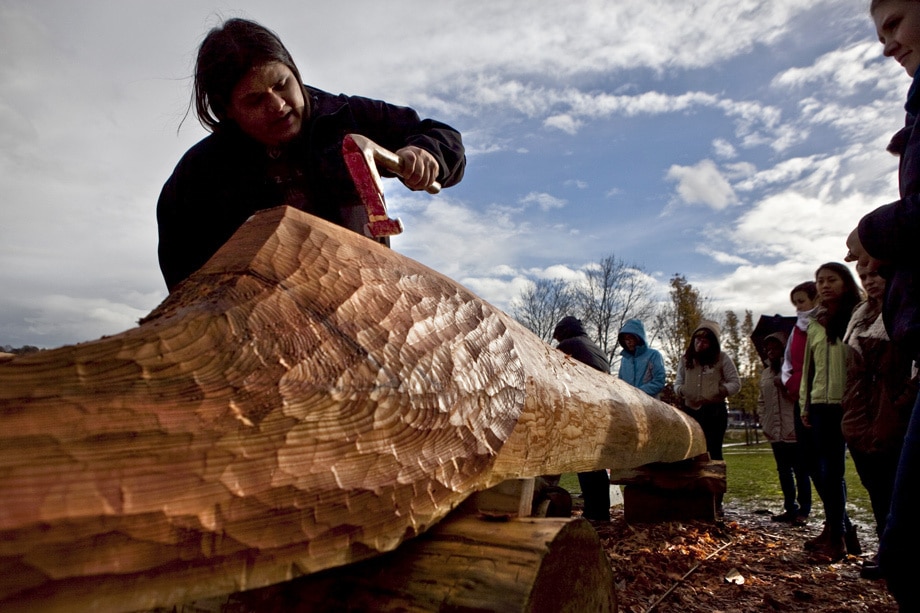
<box><xmin>617</xmin><ymin>319</ymin><xmax>666</xmax><ymax>399</ymax></box>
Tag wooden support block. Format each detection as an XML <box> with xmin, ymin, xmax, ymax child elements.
<box><xmin>462</xmin><ymin>477</ymin><xmax>536</xmax><ymax>518</ymax></box>
<box><xmin>610</xmin><ymin>455</ymin><xmax>726</xmax><ymax>524</ymax></box>
<box><xmin>167</xmin><ymin>513</ymin><xmax>617</xmax><ymax>613</ymax></box>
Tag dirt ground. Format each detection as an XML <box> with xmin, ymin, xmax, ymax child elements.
<box><xmin>587</xmin><ymin>505</ymin><xmax>898</xmax><ymax>613</ymax></box>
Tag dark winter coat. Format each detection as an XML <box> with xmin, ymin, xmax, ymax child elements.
<box><xmin>858</xmin><ymin>73</ymin><xmax>920</xmax><ymax>357</ymax></box>
<box><xmin>552</xmin><ymin>316</ymin><xmax>610</xmax><ymax>373</ymax></box>
<box><xmin>157</xmin><ymin>85</ymin><xmax>466</xmax><ymax>291</ymax></box>
<box><xmin>842</xmin><ymin>301</ymin><xmax>916</xmax><ymax>455</ymax></box>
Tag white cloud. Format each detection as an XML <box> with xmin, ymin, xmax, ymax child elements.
<box><xmin>544</xmin><ymin>114</ymin><xmax>582</xmax><ymax>134</ymax></box>
<box><xmin>713</xmin><ymin>139</ymin><xmax>737</xmax><ymax>159</ymax></box>
<box><xmin>772</xmin><ymin>41</ymin><xmax>894</xmax><ymax>96</ymax></box>
<box><xmin>520</xmin><ymin>192</ymin><xmax>567</xmax><ymax>211</ymax></box>
<box><xmin>696</xmin><ymin>246</ymin><xmax>752</xmax><ymax>266</ymax></box>
<box><xmin>666</xmin><ymin>160</ymin><xmax>739</xmax><ymax>210</ymax></box>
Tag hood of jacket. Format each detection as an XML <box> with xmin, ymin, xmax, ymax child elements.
<box><xmin>765</xmin><ymin>331</ymin><xmax>788</xmax><ymax>347</ymax></box>
<box><xmin>693</xmin><ymin>319</ymin><xmax>722</xmax><ymax>342</ymax></box>
<box><xmin>553</xmin><ymin>316</ymin><xmax>587</xmax><ymax>342</ymax></box>
<box><xmin>618</xmin><ymin>319</ymin><xmax>648</xmax><ymax>355</ymax></box>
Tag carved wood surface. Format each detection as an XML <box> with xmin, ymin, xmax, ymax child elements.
<box><xmin>0</xmin><ymin>206</ymin><xmax>704</xmax><ymax>611</ymax></box>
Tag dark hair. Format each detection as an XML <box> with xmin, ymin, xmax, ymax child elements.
<box><xmin>684</xmin><ymin>327</ymin><xmax>720</xmax><ymax>368</ymax></box>
<box><xmin>815</xmin><ymin>262</ymin><xmax>862</xmax><ymax>342</ymax></box>
<box><xmin>193</xmin><ymin>18</ymin><xmax>305</xmax><ymax>133</ymax></box>
<box><xmin>790</xmin><ymin>281</ymin><xmax>817</xmax><ymax>302</ymax></box>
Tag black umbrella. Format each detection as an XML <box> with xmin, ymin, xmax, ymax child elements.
<box><xmin>750</xmin><ymin>314</ymin><xmax>796</xmax><ymax>364</ymax></box>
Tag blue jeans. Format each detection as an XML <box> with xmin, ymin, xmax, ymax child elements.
<box><xmin>879</xmin><ymin>388</ymin><xmax>920</xmax><ymax>608</ymax></box>
<box><xmin>808</xmin><ymin>404</ymin><xmax>847</xmax><ymax>538</ymax></box>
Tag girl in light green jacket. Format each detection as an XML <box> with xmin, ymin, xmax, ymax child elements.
<box><xmin>800</xmin><ymin>262</ymin><xmax>863</xmax><ymax>562</ymax></box>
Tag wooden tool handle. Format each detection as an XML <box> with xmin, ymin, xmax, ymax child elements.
<box><xmin>372</xmin><ymin>147</ymin><xmax>441</xmax><ymax>194</ymax></box>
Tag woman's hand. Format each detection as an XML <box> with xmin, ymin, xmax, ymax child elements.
<box><xmin>395</xmin><ymin>146</ymin><xmax>439</xmax><ymax>191</ymax></box>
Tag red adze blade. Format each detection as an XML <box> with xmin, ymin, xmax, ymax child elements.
<box><xmin>342</xmin><ymin>134</ymin><xmax>404</xmax><ymax>238</ymax></box>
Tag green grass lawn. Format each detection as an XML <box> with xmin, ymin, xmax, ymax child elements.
<box><xmin>724</xmin><ymin>439</ymin><xmax>873</xmax><ymax>524</ymax></box>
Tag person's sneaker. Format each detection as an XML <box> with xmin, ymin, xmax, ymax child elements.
<box><xmin>845</xmin><ymin>525</ymin><xmax>862</xmax><ymax>556</ymax></box>
<box><xmin>771</xmin><ymin>510</ymin><xmax>797</xmax><ymax>522</ymax></box>
<box><xmin>793</xmin><ymin>514</ymin><xmax>809</xmax><ymax>526</ymax></box>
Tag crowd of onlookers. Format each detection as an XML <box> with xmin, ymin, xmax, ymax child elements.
<box><xmin>756</xmin><ymin>265</ymin><xmax>915</xmax><ymax>580</ymax></box>
<box><xmin>547</xmin><ymin>258</ymin><xmax>916</xmax><ymax>600</ymax></box>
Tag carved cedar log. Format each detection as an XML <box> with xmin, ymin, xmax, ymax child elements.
<box><xmin>0</xmin><ymin>206</ymin><xmax>704</xmax><ymax>612</ymax></box>
<box><xmin>182</xmin><ymin>514</ymin><xmax>617</xmax><ymax>612</ymax></box>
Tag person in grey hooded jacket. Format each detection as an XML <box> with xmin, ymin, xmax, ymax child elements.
<box><xmin>617</xmin><ymin>319</ymin><xmax>666</xmax><ymax>398</ymax></box>
<box><xmin>674</xmin><ymin>320</ymin><xmax>741</xmax><ymax>462</ymax></box>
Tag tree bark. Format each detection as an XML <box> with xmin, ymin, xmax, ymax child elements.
<box><xmin>0</xmin><ymin>206</ymin><xmax>704</xmax><ymax>612</ymax></box>
<box><xmin>180</xmin><ymin>513</ymin><xmax>617</xmax><ymax>613</ymax></box>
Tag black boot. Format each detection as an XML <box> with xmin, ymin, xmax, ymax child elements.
<box><xmin>845</xmin><ymin>525</ymin><xmax>862</xmax><ymax>556</ymax></box>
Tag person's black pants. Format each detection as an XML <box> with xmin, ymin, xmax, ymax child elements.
<box><xmin>577</xmin><ymin>470</ymin><xmax>611</xmax><ymax>521</ymax></box>
<box><xmin>684</xmin><ymin>402</ymin><xmax>728</xmax><ymax>460</ymax></box>
<box><xmin>771</xmin><ymin>441</ymin><xmax>810</xmax><ymax>515</ymax></box>
<box><xmin>851</xmin><ymin>448</ymin><xmax>900</xmax><ymax>538</ymax></box>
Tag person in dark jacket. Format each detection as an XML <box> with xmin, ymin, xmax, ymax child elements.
<box><xmin>843</xmin><ymin>262</ymin><xmax>916</xmax><ymax>579</ymax></box>
<box><xmin>617</xmin><ymin>319</ymin><xmax>666</xmax><ymax>398</ymax></box>
<box><xmin>157</xmin><ymin>18</ymin><xmax>466</xmax><ymax>292</ymax></box>
<box><xmin>846</xmin><ymin>1</ymin><xmax>920</xmax><ymax>604</ymax></box>
<box><xmin>552</xmin><ymin>315</ymin><xmax>612</xmax><ymax>522</ymax></box>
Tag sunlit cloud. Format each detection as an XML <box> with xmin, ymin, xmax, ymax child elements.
<box><xmin>666</xmin><ymin>160</ymin><xmax>740</xmax><ymax>210</ymax></box>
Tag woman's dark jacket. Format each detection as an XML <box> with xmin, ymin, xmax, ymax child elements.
<box><xmin>858</xmin><ymin>73</ymin><xmax>920</xmax><ymax>357</ymax></box>
<box><xmin>842</xmin><ymin>301</ymin><xmax>916</xmax><ymax>456</ymax></box>
<box><xmin>157</xmin><ymin>85</ymin><xmax>466</xmax><ymax>291</ymax></box>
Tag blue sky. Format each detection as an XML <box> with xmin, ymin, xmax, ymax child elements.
<box><xmin>0</xmin><ymin>0</ymin><xmax>908</xmax><ymax>349</ymax></box>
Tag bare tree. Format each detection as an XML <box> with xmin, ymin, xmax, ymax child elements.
<box><xmin>510</xmin><ymin>278</ymin><xmax>575</xmax><ymax>343</ymax></box>
<box><xmin>574</xmin><ymin>255</ymin><xmax>657</xmax><ymax>365</ymax></box>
